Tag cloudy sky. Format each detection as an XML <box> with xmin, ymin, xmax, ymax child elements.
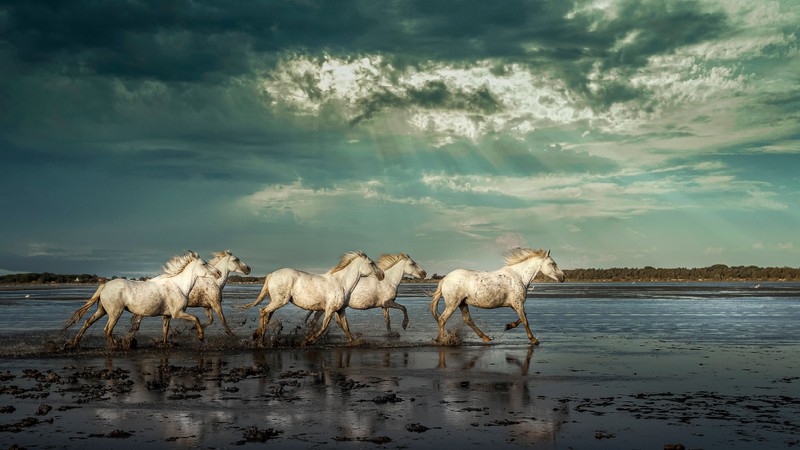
<box><xmin>1</xmin><ymin>0</ymin><xmax>799</xmax><ymax>277</ymax></box>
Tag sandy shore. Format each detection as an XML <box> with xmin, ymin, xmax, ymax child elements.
<box><xmin>2</xmin><ymin>335</ymin><xmax>799</xmax><ymax>449</ymax></box>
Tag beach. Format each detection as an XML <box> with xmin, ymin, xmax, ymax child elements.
<box><xmin>1</xmin><ymin>282</ymin><xmax>799</xmax><ymax>449</ymax></box>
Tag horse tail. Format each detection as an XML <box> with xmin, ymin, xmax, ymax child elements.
<box><xmin>237</xmin><ymin>273</ymin><xmax>271</xmax><ymax>309</ymax></box>
<box><xmin>429</xmin><ymin>278</ymin><xmax>445</xmax><ymax>321</ymax></box>
<box><xmin>64</xmin><ymin>283</ymin><xmax>105</xmax><ymax>330</ymax></box>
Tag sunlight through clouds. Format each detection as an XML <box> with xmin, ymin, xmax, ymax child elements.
<box><xmin>2</xmin><ymin>0</ymin><xmax>799</xmax><ymax>273</ymax></box>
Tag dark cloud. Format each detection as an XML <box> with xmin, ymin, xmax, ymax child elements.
<box><xmin>1</xmin><ymin>0</ymin><xmax>374</xmax><ymax>80</ymax></box>
<box><xmin>350</xmin><ymin>79</ymin><xmax>501</xmax><ymax>125</ymax></box>
<box><xmin>2</xmin><ymin>1</ymin><xmax>728</xmax><ymax>80</ymax></box>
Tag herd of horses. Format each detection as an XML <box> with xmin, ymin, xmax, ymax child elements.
<box><xmin>63</xmin><ymin>248</ymin><xmax>565</xmax><ymax>349</ymax></box>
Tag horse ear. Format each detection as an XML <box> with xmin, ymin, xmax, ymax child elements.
<box><xmin>546</xmin><ymin>249</ymin><xmax>551</xmax><ymax>257</ymax></box>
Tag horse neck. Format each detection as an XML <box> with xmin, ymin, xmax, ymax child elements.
<box><xmin>506</xmin><ymin>257</ymin><xmax>544</xmax><ymax>285</ymax></box>
<box><xmin>381</xmin><ymin>263</ymin><xmax>405</xmax><ymax>287</ymax></box>
<box><xmin>170</xmin><ymin>262</ymin><xmax>202</xmax><ymax>297</ymax></box>
<box><xmin>330</xmin><ymin>263</ymin><xmax>366</xmax><ymax>296</ymax></box>
<box><xmin>212</xmin><ymin>258</ymin><xmax>232</xmax><ymax>289</ymax></box>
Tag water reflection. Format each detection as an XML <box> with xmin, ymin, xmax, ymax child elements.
<box><xmin>0</xmin><ymin>345</ymin><xmax>574</xmax><ymax>447</ymax></box>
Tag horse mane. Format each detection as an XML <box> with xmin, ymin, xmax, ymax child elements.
<box><xmin>376</xmin><ymin>253</ymin><xmax>409</xmax><ymax>271</ymax></box>
<box><xmin>328</xmin><ymin>251</ymin><xmax>367</xmax><ymax>274</ymax></box>
<box><xmin>504</xmin><ymin>248</ymin><xmax>548</xmax><ymax>266</ymax></box>
<box><xmin>160</xmin><ymin>251</ymin><xmax>200</xmax><ymax>277</ymax></box>
<box><xmin>209</xmin><ymin>250</ymin><xmax>232</xmax><ymax>265</ymax></box>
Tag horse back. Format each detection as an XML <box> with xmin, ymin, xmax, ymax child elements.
<box><xmin>443</xmin><ymin>268</ymin><xmax>525</xmax><ymax>308</ymax></box>
<box><xmin>270</xmin><ymin>268</ymin><xmax>339</xmax><ymax>309</ymax></box>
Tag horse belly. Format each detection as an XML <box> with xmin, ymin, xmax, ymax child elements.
<box><xmin>465</xmin><ymin>290</ymin><xmax>508</xmax><ymax>309</ymax></box>
<box><xmin>290</xmin><ymin>279</ymin><xmax>335</xmax><ymax>311</ymax></box>
<box><xmin>347</xmin><ymin>278</ymin><xmax>382</xmax><ymax>308</ymax></box>
<box><xmin>127</xmin><ymin>285</ymin><xmax>175</xmax><ymax>316</ymax></box>
<box><xmin>188</xmin><ymin>283</ymin><xmax>218</xmax><ymax>308</ymax></box>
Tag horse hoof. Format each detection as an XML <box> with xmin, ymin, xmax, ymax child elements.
<box><xmin>530</xmin><ymin>339</ymin><xmax>540</xmax><ymax>346</ymax></box>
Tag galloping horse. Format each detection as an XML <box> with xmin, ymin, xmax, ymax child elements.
<box><xmin>240</xmin><ymin>251</ymin><xmax>384</xmax><ymax>345</ymax></box>
<box><xmin>64</xmin><ymin>251</ymin><xmax>221</xmax><ymax>348</ymax></box>
<box><xmin>130</xmin><ymin>250</ymin><xmax>251</xmax><ymax>340</ymax></box>
<box><xmin>430</xmin><ymin>248</ymin><xmax>565</xmax><ymax>345</ymax></box>
<box><xmin>305</xmin><ymin>253</ymin><xmax>426</xmax><ymax>332</ymax></box>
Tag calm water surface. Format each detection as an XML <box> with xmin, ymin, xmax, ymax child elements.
<box><xmin>1</xmin><ymin>281</ymin><xmax>798</xmax><ymax>350</ymax></box>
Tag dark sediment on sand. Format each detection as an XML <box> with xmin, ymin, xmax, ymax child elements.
<box><xmin>1</xmin><ymin>336</ymin><xmax>799</xmax><ymax>449</ymax></box>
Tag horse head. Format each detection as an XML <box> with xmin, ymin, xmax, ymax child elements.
<box><xmin>402</xmin><ymin>254</ymin><xmax>427</xmax><ymax>279</ymax></box>
<box><xmin>212</xmin><ymin>250</ymin><xmax>252</xmax><ymax>275</ymax></box>
<box><xmin>540</xmin><ymin>249</ymin><xmax>565</xmax><ymax>283</ymax></box>
<box><xmin>194</xmin><ymin>254</ymin><xmax>222</xmax><ymax>280</ymax></box>
<box><xmin>359</xmin><ymin>252</ymin><xmax>385</xmax><ymax>281</ymax></box>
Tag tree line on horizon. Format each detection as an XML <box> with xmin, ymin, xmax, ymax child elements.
<box><xmin>2</xmin><ymin>264</ymin><xmax>800</xmax><ymax>285</ymax></box>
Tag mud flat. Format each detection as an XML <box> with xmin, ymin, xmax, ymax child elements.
<box><xmin>1</xmin><ymin>336</ymin><xmax>799</xmax><ymax>449</ymax></box>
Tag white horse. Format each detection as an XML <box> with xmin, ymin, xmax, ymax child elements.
<box><xmin>64</xmin><ymin>251</ymin><xmax>222</xmax><ymax>348</ymax></box>
<box><xmin>430</xmin><ymin>248</ymin><xmax>565</xmax><ymax>345</ymax></box>
<box><xmin>129</xmin><ymin>250</ymin><xmax>251</xmax><ymax>340</ymax></box>
<box><xmin>239</xmin><ymin>251</ymin><xmax>384</xmax><ymax>346</ymax></box>
<box><xmin>304</xmin><ymin>253</ymin><xmax>426</xmax><ymax>332</ymax></box>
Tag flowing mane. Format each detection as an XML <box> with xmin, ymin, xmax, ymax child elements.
<box><xmin>376</xmin><ymin>253</ymin><xmax>409</xmax><ymax>271</ymax></box>
<box><xmin>328</xmin><ymin>251</ymin><xmax>367</xmax><ymax>274</ymax></box>
<box><xmin>161</xmin><ymin>251</ymin><xmax>200</xmax><ymax>277</ymax></box>
<box><xmin>504</xmin><ymin>248</ymin><xmax>548</xmax><ymax>267</ymax></box>
<box><xmin>209</xmin><ymin>250</ymin><xmax>232</xmax><ymax>265</ymax></box>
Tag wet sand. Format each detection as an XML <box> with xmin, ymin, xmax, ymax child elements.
<box><xmin>2</xmin><ymin>283</ymin><xmax>800</xmax><ymax>449</ymax></box>
<box><xmin>2</xmin><ymin>336</ymin><xmax>799</xmax><ymax>449</ymax></box>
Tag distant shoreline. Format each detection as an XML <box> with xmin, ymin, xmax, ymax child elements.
<box><xmin>1</xmin><ymin>278</ymin><xmax>797</xmax><ymax>290</ymax></box>
<box><xmin>3</xmin><ymin>264</ymin><xmax>800</xmax><ymax>287</ymax></box>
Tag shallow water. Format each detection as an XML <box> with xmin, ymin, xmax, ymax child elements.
<box><xmin>1</xmin><ymin>282</ymin><xmax>798</xmax><ymax>351</ymax></box>
<box><xmin>1</xmin><ymin>282</ymin><xmax>799</xmax><ymax>449</ymax></box>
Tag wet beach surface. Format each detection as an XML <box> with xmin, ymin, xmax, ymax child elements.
<box><xmin>1</xmin><ymin>282</ymin><xmax>799</xmax><ymax>449</ymax></box>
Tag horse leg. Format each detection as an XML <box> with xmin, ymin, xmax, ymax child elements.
<box><xmin>162</xmin><ymin>316</ymin><xmax>171</xmax><ymax>345</ymax></box>
<box><xmin>103</xmin><ymin>311</ymin><xmax>124</xmax><ymax>349</ymax></box>
<box><xmin>306</xmin><ymin>311</ymin><xmax>335</xmax><ymax>344</ymax></box>
<box><xmin>211</xmin><ymin>303</ymin><xmax>234</xmax><ymax>336</ymax></box>
<box><xmin>386</xmin><ymin>300</ymin><xmax>409</xmax><ymax>330</ymax></box>
<box><xmin>129</xmin><ymin>314</ymin><xmax>143</xmax><ymax>334</ymax></box>
<box><xmin>253</xmin><ymin>298</ymin><xmax>286</xmax><ymax>345</ymax></box>
<box><xmin>334</xmin><ymin>308</ymin><xmax>355</xmax><ymax>342</ymax></box>
<box><xmin>203</xmin><ymin>307</ymin><xmax>214</xmax><ymax>329</ymax></box>
<box><xmin>173</xmin><ymin>311</ymin><xmax>204</xmax><ymax>342</ymax></box>
<box><xmin>382</xmin><ymin>307</ymin><xmax>392</xmax><ymax>332</ymax></box>
<box><xmin>505</xmin><ymin>319</ymin><xmax>522</xmax><ymax>330</ymax></box>
<box><xmin>71</xmin><ymin>306</ymin><xmax>107</xmax><ymax>347</ymax></box>
<box><xmin>459</xmin><ymin>304</ymin><xmax>492</xmax><ymax>342</ymax></box>
<box><xmin>435</xmin><ymin>302</ymin><xmax>460</xmax><ymax>343</ymax></box>
<box><xmin>510</xmin><ymin>304</ymin><xmax>538</xmax><ymax>345</ymax></box>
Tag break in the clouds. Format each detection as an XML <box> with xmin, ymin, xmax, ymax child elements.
<box><xmin>1</xmin><ymin>0</ymin><xmax>799</xmax><ymax>276</ymax></box>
